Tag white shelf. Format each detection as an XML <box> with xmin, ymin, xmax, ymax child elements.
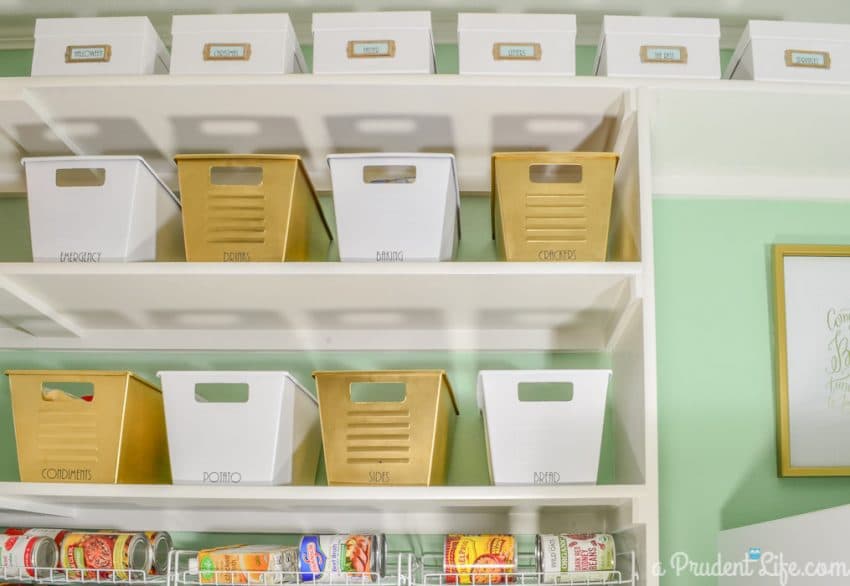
<box><xmin>0</xmin><ymin>262</ymin><xmax>641</xmax><ymax>351</ymax></box>
<box><xmin>0</xmin><ymin>482</ymin><xmax>647</xmax><ymax>534</ymax></box>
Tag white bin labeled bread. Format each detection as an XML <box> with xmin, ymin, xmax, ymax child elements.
<box><xmin>170</xmin><ymin>14</ymin><xmax>306</xmax><ymax>75</ymax></box>
<box><xmin>478</xmin><ymin>370</ymin><xmax>611</xmax><ymax>485</ymax></box>
<box><xmin>726</xmin><ymin>20</ymin><xmax>850</xmax><ymax>82</ymax></box>
<box><xmin>312</xmin><ymin>12</ymin><xmax>436</xmax><ymax>74</ymax></box>
<box><xmin>158</xmin><ymin>371</ymin><xmax>321</xmax><ymax>486</ymax></box>
<box><xmin>458</xmin><ymin>13</ymin><xmax>576</xmax><ymax>75</ymax></box>
<box><xmin>594</xmin><ymin>15</ymin><xmax>721</xmax><ymax>79</ymax></box>
<box><xmin>22</xmin><ymin>156</ymin><xmax>183</xmax><ymax>262</ymax></box>
<box><xmin>31</xmin><ymin>17</ymin><xmax>169</xmax><ymax>76</ymax></box>
<box><xmin>327</xmin><ymin>153</ymin><xmax>460</xmax><ymax>262</ymax></box>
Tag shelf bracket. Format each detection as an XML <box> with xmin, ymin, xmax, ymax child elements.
<box><xmin>0</xmin><ymin>276</ymin><xmax>81</xmax><ymax>338</ymax></box>
<box><xmin>0</xmin><ymin>496</ymin><xmax>76</xmax><ymax>518</ymax></box>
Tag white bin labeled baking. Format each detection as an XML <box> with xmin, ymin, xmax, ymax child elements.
<box><xmin>170</xmin><ymin>14</ymin><xmax>306</xmax><ymax>75</ymax></box>
<box><xmin>458</xmin><ymin>13</ymin><xmax>576</xmax><ymax>75</ymax></box>
<box><xmin>312</xmin><ymin>12</ymin><xmax>435</xmax><ymax>74</ymax></box>
<box><xmin>22</xmin><ymin>156</ymin><xmax>183</xmax><ymax>262</ymax></box>
<box><xmin>478</xmin><ymin>370</ymin><xmax>611</xmax><ymax>485</ymax></box>
<box><xmin>327</xmin><ymin>153</ymin><xmax>459</xmax><ymax>262</ymax></box>
<box><xmin>726</xmin><ymin>20</ymin><xmax>850</xmax><ymax>83</ymax></box>
<box><xmin>594</xmin><ymin>15</ymin><xmax>721</xmax><ymax>79</ymax></box>
<box><xmin>159</xmin><ymin>371</ymin><xmax>322</xmax><ymax>486</ymax></box>
<box><xmin>32</xmin><ymin>17</ymin><xmax>169</xmax><ymax>76</ymax></box>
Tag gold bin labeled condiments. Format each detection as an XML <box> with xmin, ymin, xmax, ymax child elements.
<box><xmin>492</xmin><ymin>152</ymin><xmax>619</xmax><ymax>261</ymax></box>
<box><xmin>313</xmin><ymin>370</ymin><xmax>458</xmax><ymax>486</ymax></box>
<box><xmin>7</xmin><ymin>370</ymin><xmax>171</xmax><ymax>484</ymax></box>
<box><xmin>175</xmin><ymin>154</ymin><xmax>332</xmax><ymax>262</ymax></box>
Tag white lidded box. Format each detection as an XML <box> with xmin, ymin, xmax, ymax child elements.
<box><xmin>170</xmin><ymin>14</ymin><xmax>306</xmax><ymax>75</ymax></box>
<box><xmin>32</xmin><ymin>17</ymin><xmax>169</xmax><ymax>76</ymax></box>
<box><xmin>158</xmin><ymin>371</ymin><xmax>322</xmax><ymax>486</ymax></box>
<box><xmin>478</xmin><ymin>370</ymin><xmax>611</xmax><ymax>485</ymax></box>
<box><xmin>726</xmin><ymin>20</ymin><xmax>850</xmax><ymax>82</ymax></box>
<box><xmin>327</xmin><ymin>153</ymin><xmax>459</xmax><ymax>262</ymax></box>
<box><xmin>22</xmin><ymin>156</ymin><xmax>183</xmax><ymax>262</ymax></box>
<box><xmin>312</xmin><ymin>11</ymin><xmax>436</xmax><ymax>74</ymax></box>
<box><xmin>594</xmin><ymin>15</ymin><xmax>721</xmax><ymax>79</ymax></box>
<box><xmin>458</xmin><ymin>13</ymin><xmax>576</xmax><ymax>75</ymax></box>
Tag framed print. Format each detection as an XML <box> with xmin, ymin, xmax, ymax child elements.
<box><xmin>774</xmin><ymin>244</ymin><xmax>850</xmax><ymax>476</ymax></box>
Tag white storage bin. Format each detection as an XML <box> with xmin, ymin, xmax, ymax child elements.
<box><xmin>327</xmin><ymin>153</ymin><xmax>459</xmax><ymax>262</ymax></box>
<box><xmin>22</xmin><ymin>156</ymin><xmax>183</xmax><ymax>262</ymax></box>
<box><xmin>594</xmin><ymin>15</ymin><xmax>721</xmax><ymax>79</ymax></box>
<box><xmin>458</xmin><ymin>13</ymin><xmax>576</xmax><ymax>75</ymax></box>
<box><xmin>312</xmin><ymin>12</ymin><xmax>435</xmax><ymax>74</ymax></box>
<box><xmin>478</xmin><ymin>370</ymin><xmax>611</xmax><ymax>485</ymax></box>
<box><xmin>158</xmin><ymin>371</ymin><xmax>322</xmax><ymax>486</ymax></box>
<box><xmin>31</xmin><ymin>17</ymin><xmax>168</xmax><ymax>76</ymax></box>
<box><xmin>725</xmin><ymin>20</ymin><xmax>850</xmax><ymax>83</ymax></box>
<box><xmin>170</xmin><ymin>14</ymin><xmax>306</xmax><ymax>75</ymax></box>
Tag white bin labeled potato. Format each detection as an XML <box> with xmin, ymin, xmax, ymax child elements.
<box><xmin>32</xmin><ymin>17</ymin><xmax>169</xmax><ymax>76</ymax></box>
<box><xmin>478</xmin><ymin>370</ymin><xmax>611</xmax><ymax>485</ymax></box>
<box><xmin>22</xmin><ymin>156</ymin><xmax>183</xmax><ymax>262</ymax></box>
<box><xmin>158</xmin><ymin>371</ymin><xmax>321</xmax><ymax>486</ymax></box>
<box><xmin>327</xmin><ymin>153</ymin><xmax>460</xmax><ymax>262</ymax></box>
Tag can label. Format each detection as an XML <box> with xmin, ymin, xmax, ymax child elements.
<box><xmin>299</xmin><ymin>535</ymin><xmax>376</xmax><ymax>583</ymax></box>
<box><xmin>5</xmin><ymin>529</ymin><xmax>68</xmax><ymax>550</ymax></box>
<box><xmin>538</xmin><ymin>534</ymin><xmax>615</xmax><ymax>583</ymax></box>
<box><xmin>61</xmin><ymin>532</ymin><xmax>141</xmax><ymax>580</ymax></box>
<box><xmin>198</xmin><ymin>546</ymin><xmax>297</xmax><ymax>584</ymax></box>
<box><xmin>444</xmin><ymin>534</ymin><xmax>517</xmax><ymax>584</ymax></box>
<box><xmin>1</xmin><ymin>535</ymin><xmax>44</xmax><ymax>577</ymax></box>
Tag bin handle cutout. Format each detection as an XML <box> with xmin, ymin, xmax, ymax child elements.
<box><xmin>518</xmin><ymin>382</ymin><xmax>574</xmax><ymax>402</ymax></box>
<box><xmin>350</xmin><ymin>382</ymin><xmax>407</xmax><ymax>403</ymax></box>
<box><xmin>55</xmin><ymin>168</ymin><xmax>106</xmax><ymax>187</ymax></box>
<box><xmin>210</xmin><ymin>166</ymin><xmax>263</xmax><ymax>186</ymax></box>
<box><xmin>529</xmin><ymin>164</ymin><xmax>582</xmax><ymax>184</ymax></box>
<box><xmin>41</xmin><ymin>381</ymin><xmax>95</xmax><ymax>403</ymax></box>
<box><xmin>363</xmin><ymin>165</ymin><xmax>417</xmax><ymax>184</ymax></box>
<box><xmin>194</xmin><ymin>383</ymin><xmax>250</xmax><ymax>403</ymax></box>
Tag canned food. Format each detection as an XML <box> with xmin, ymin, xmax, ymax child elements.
<box><xmin>195</xmin><ymin>545</ymin><xmax>299</xmax><ymax>585</ymax></box>
<box><xmin>60</xmin><ymin>532</ymin><xmax>152</xmax><ymax>580</ymax></box>
<box><xmin>0</xmin><ymin>534</ymin><xmax>59</xmax><ymax>578</ymax></box>
<box><xmin>4</xmin><ymin>529</ymin><xmax>67</xmax><ymax>563</ymax></box>
<box><xmin>298</xmin><ymin>534</ymin><xmax>385</xmax><ymax>583</ymax></box>
<box><xmin>536</xmin><ymin>534</ymin><xmax>616</xmax><ymax>583</ymax></box>
<box><xmin>144</xmin><ymin>532</ymin><xmax>173</xmax><ymax>575</ymax></box>
<box><xmin>444</xmin><ymin>534</ymin><xmax>517</xmax><ymax>584</ymax></box>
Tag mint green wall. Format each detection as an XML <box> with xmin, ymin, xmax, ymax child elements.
<box><xmin>4</xmin><ymin>44</ymin><xmax>845</xmax><ymax>586</ymax></box>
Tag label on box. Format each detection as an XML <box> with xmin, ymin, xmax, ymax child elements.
<box><xmin>493</xmin><ymin>42</ymin><xmax>542</xmax><ymax>61</ymax></box>
<box><xmin>785</xmin><ymin>49</ymin><xmax>831</xmax><ymax>69</ymax></box>
<box><xmin>204</xmin><ymin>43</ymin><xmax>252</xmax><ymax>61</ymax></box>
<box><xmin>65</xmin><ymin>45</ymin><xmax>111</xmax><ymax>63</ymax></box>
<box><xmin>347</xmin><ymin>40</ymin><xmax>396</xmax><ymax>58</ymax></box>
<box><xmin>640</xmin><ymin>45</ymin><xmax>687</xmax><ymax>64</ymax></box>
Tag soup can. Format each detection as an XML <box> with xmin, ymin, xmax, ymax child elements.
<box><xmin>60</xmin><ymin>532</ymin><xmax>152</xmax><ymax>580</ymax></box>
<box><xmin>536</xmin><ymin>534</ymin><xmax>616</xmax><ymax>583</ymax></box>
<box><xmin>0</xmin><ymin>534</ymin><xmax>59</xmax><ymax>578</ymax></box>
<box><xmin>298</xmin><ymin>534</ymin><xmax>385</xmax><ymax>583</ymax></box>
<box><xmin>444</xmin><ymin>534</ymin><xmax>517</xmax><ymax>584</ymax></box>
<box><xmin>144</xmin><ymin>532</ymin><xmax>173</xmax><ymax>575</ymax></box>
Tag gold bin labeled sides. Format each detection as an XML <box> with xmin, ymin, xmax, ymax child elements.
<box><xmin>492</xmin><ymin>152</ymin><xmax>619</xmax><ymax>261</ymax></box>
<box><xmin>7</xmin><ymin>370</ymin><xmax>172</xmax><ymax>484</ymax></box>
<box><xmin>313</xmin><ymin>370</ymin><xmax>459</xmax><ymax>486</ymax></box>
<box><xmin>175</xmin><ymin>154</ymin><xmax>332</xmax><ymax>262</ymax></box>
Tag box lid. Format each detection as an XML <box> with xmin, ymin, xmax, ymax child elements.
<box><xmin>746</xmin><ymin>19</ymin><xmax>850</xmax><ymax>41</ymax></box>
<box><xmin>172</xmin><ymin>13</ymin><xmax>296</xmax><ymax>34</ymax></box>
<box><xmin>601</xmin><ymin>15</ymin><xmax>720</xmax><ymax>37</ymax></box>
<box><xmin>34</xmin><ymin>16</ymin><xmax>158</xmax><ymax>37</ymax></box>
<box><xmin>313</xmin><ymin>11</ymin><xmax>432</xmax><ymax>32</ymax></box>
<box><xmin>458</xmin><ymin>13</ymin><xmax>576</xmax><ymax>33</ymax></box>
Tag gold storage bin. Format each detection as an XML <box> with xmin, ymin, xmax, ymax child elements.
<box><xmin>7</xmin><ymin>370</ymin><xmax>172</xmax><ymax>484</ymax></box>
<box><xmin>313</xmin><ymin>370</ymin><xmax>459</xmax><ymax>486</ymax></box>
<box><xmin>492</xmin><ymin>152</ymin><xmax>619</xmax><ymax>261</ymax></box>
<box><xmin>175</xmin><ymin>154</ymin><xmax>332</xmax><ymax>262</ymax></box>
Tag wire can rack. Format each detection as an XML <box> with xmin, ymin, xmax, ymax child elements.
<box><xmin>420</xmin><ymin>552</ymin><xmax>637</xmax><ymax>586</ymax></box>
<box><xmin>1</xmin><ymin>565</ymin><xmax>167</xmax><ymax>585</ymax></box>
<box><xmin>167</xmin><ymin>551</ymin><xmax>419</xmax><ymax>586</ymax></box>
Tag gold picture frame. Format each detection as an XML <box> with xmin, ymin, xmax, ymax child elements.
<box><xmin>774</xmin><ymin>244</ymin><xmax>850</xmax><ymax>477</ymax></box>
